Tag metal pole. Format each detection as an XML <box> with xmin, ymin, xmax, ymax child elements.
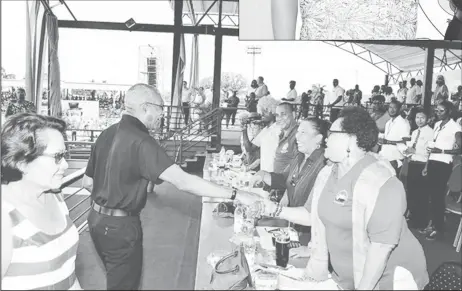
<box><xmin>423</xmin><ymin>47</ymin><xmax>435</xmax><ymax>113</ymax></box>
<box><xmin>212</xmin><ymin>0</ymin><xmax>223</xmax><ymax>150</ymax></box>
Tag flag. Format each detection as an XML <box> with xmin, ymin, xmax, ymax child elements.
<box><xmin>47</xmin><ymin>13</ymin><xmax>62</xmax><ymax>118</ymax></box>
<box><xmin>25</xmin><ymin>0</ymin><xmax>47</xmax><ymax>112</ymax></box>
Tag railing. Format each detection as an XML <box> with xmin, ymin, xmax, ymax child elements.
<box><xmin>60</xmin><ymin>167</ymin><xmax>90</xmax><ymax>234</ymax></box>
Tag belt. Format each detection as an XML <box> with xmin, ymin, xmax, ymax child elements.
<box><xmin>91</xmin><ymin>201</ymin><xmax>138</xmax><ymax>217</ymax></box>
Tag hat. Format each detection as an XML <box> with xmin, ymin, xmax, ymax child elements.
<box><xmin>68</xmin><ymin>102</ymin><xmax>82</xmax><ymax>110</ymax></box>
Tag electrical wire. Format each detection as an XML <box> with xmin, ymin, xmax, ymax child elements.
<box><xmin>418</xmin><ymin>2</ymin><xmax>446</xmax><ymax>37</ymax></box>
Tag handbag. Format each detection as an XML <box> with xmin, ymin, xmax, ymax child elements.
<box><xmin>209</xmin><ymin>244</ymin><xmax>253</xmax><ymax>290</ymax></box>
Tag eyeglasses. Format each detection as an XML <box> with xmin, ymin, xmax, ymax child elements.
<box><xmin>327</xmin><ymin>130</ymin><xmax>348</xmax><ymax>137</ymax></box>
<box><xmin>144</xmin><ymin>102</ymin><xmax>164</xmax><ymax>111</ymax></box>
<box><xmin>42</xmin><ymin>150</ymin><xmax>68</xmax><ymax>164</ymax></box>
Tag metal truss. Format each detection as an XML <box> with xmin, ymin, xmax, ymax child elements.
<box><xmin>182</xmin><ymin>13</ymin><xmax>238</xmax><ymax>28</ymax></box>
<box><xmin>324</xmin><ymin>41</ymin><xmax>462</xmax><ymax>85</ymax></box>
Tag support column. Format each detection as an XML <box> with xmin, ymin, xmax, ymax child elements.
<box><xmin>384</xmin><ymin>74</ymin><xmax>389</xmax><ymax>87</ymax></box>
<box><xmin>423</xmin><ymin>47</ymin><xmax>435</xmax><ymax>113</ymax></box>
<box><xmin>212</xmin><ymin>0</ymin><xmax>223</xmax><ymax>149</ymax></box>
<box><xmin>170</xmin><ymin>0</ymin><xmax>184</xmax><ymax>132</ymax></box>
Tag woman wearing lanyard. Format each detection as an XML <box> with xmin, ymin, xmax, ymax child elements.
<box><xmin>398</xmin><ymin>108</ymin><xmax>434</xmax><ymax>231</ymax></box>
<box><xmin>423</xmin><ymin>101</ymin><xmax>462</xmax><ymax>240</ymax></box>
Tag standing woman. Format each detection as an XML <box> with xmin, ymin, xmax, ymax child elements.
<box><xmin>423</xmin><ymin>101</ymin><xmax>462</xmax><ymax>240</ymax></box>
<box><xmin>399</xmin><ymin>108</ymin><xmax>434</xmax><ymax>230</ymax></box>
<box><xmin>369</xmin><ymin>95</ymin><xmax>391</xmax><ymax>134</ymax></box>
<box><xmin>271</xmin><ymin>0</ymin><xmax>418</xmax><ymax>40</ymax></box>
<box><xmin>1</xmin><ymin>113</ymin><xmax>82</xmax><ymax>290</ymax></box>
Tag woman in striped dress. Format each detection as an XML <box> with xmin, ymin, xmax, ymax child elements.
<box><xmin>1</xmin><ymin>113</ymin><xmax>82</xmax><ymax>290</ymax></box>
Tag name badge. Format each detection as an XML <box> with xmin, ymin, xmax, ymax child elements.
<box><xmin>334</xmin><ymin>190</ymin><xmax>349</xmax><ymax>206</ymax></box>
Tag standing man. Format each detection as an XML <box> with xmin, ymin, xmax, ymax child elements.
<box><xmin>255</xmin><ymin>76</ymin><xmax>269</xmax><ymax>100</ymax></box>
<box><xmin>406</xmin><ymin>78</ymin><xmax>419</xmax><ymax>106</ymax></box>
<box><xmin>82</xmin><ymin>84</ymin><xmax>259</xmax><ymax>290</ymax></box>
<box><xmin>328</xmin><ymin>79</ymin><xmax>345</xmax><ymax>122</ymax></box>
<box><xmin>379</xmin><ymin>100</ymin><xmax>411</xmax><ymax>175</ymax></box>
<box><xmin>273</xmin><ymin>102</ymin><xmax>299</xmax><ymax>173</ymax></box>
<box><xmin>353</xmin><ymin>84</ymin><xmax>363</xmax><ymax>106</ymax></box>
<box><xmin>224</xmin><ymin>91</ymin><xmax>240</xmax><ymax>128</ymax></box>
<box><xmin>182</xmin><ymin>81</ymin><xmax>192</xmax><ymax>125</ymax></box>
<box><xmin>282</xmin><ymin>80</ymin><xmax>298</xmax><ymax>102</ymax></box>
<box><xmin>5</xmin><ymin>88</ymin><xmax>36</xmax><ymax>117</ymax></box>
<box><xmin>416</xmin><ymin>80</ymin><xmax>423</xmax><ymax>104</ymax></box>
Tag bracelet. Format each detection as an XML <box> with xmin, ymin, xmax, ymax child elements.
<box><xmin>275</xmin><ymin>204</ymin><xmax>283</xmax><ymax>217</ymax></box>
<box><xmin>230</xmin><ymin>187</ymin><xmax>237</xmax><ymax>200</ymax></box>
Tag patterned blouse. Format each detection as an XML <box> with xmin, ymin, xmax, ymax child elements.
<box><xmin>299</xmin><ymin>0</ymin><xmax>418</xmax><ymax>40</ymax></box>
<box><xmin>5</xmin><ymin>100</ymin><xmax>37</xmax><ymax>117</ymax></box>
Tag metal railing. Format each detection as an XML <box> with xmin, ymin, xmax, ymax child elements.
<box><xmin>60</xmin><ymin>167</ymin><xmax>90</xmax><ymax>234</ymax></box>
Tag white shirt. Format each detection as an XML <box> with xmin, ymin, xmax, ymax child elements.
<box><xmin>330</xmin><ymin>85</ymin><xmax>345</xmax><ymax>105</ymax></box>
<box><xmin>286</xmin><ymin>89</ymin><xmax>298</xmax><ymax>100</ymax></box>
<box><xmin>252</xmin><ymin>123</ymin><xmax>281</xmax><ymax>172</ymax></box>
<box><xmin>380</xmin><ymin>115</ymin><xmax>411</xmax><ymax>164</ymax></box>
<box><xmin>398</xmin><ymin>125</ymin><xmax>434</xmax><ymax>162</ymax></box>
<box><xmin>397</xmin><ymin>88</ymin><xmax>407</xmax><ymax>103</ymax></box>
<box><xmin>255</xmin><ymin>84</ymin><xmax>269</xmax><ymax>98</ymax></box>
<box><xmin>182</xmin><ymin>87</ymin><xmax>192</xmax><ymax>103</ymax></box>
<box><xmin>406</xmin><ymin>85</ymin><xmax>419</xmax><ymax>104</ymax></box>
<box><xmin>384</xmin><ymin>93</ymin><xmax>395</xmax><ymax>103</ymax></box>
<box><xmin>429</xmin><ymin>119</ymin><xmax>462</xmax><ymax>164</ymax></box>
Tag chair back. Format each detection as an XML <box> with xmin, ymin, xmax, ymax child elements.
<box><xmin>425</xmin><ymin>261</ymin><xmax>462</xmax><ymax>290</ymax></box>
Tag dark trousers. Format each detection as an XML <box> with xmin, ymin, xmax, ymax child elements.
<box><xmin>88</xmin><ymin>209</ymin><xmax>143</xmax><ymax>290</ymax></box>
<box><xmin>72</xmin><ymin>131</ymin><xmax>77</xmax><ymax>141</ymax></box>
<box><xmin>225</xmin><ymin>109</ymin><xmax>237</xmax><ymax>126</ymax></box>
<box><xmin>330</xmin><ymin>108</ymin><xmax>341</xmax><ymax>122</ymax></box>
<box><xmin>407</xmin><ymin>161</ymin><xmax>430</xmax><ymax>229</ymax></box>
<box><xmin>182</xmin><ymin>102</ymin><xmax>190</xmax><ymax>125</ymax></box>
<box><xmin>427</xmin><ymin>160</ymin><xmax>452</xmax><ymax>232</ymax></box>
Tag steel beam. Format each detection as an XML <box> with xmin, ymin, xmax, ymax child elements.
<box><xmin>58</xmin><ymin>20</ymin><xmax>238</xmax><ymax>36</ymax></box>
<box><xmin>171</xmin><ymin>0</ymin><xmax>183</xmax><ymax>106</ymax></box>
<box><xmin>350</xmin><ymin>40</ymin><xmax>462</xmax><ymax>50</ymax></box>
<box><xmin>423</xmin><ymin>48</ymin><xmax>435</xmax><ymax>113</ymax></box>
<box><xmin>212</xmin><ymin>0</ymin><xmax>223</xmax><ymax>149</ymax></box>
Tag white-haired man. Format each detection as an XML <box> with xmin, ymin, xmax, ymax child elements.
<box><xmin>242</xmin><ymin>96</ymin><xmax>281</xmax><ymax>172</ymax></box>
<box><xmin>82</xmin><ymin>84</ymin><xmax>260</xmax><ymax>290</ymax></box>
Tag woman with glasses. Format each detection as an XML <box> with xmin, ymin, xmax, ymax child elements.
<box><xmin>261</xmin><ymin>107</ymin><xmax>428</xmax><ymax>290</ymax></box>
<box><xmin>251</xmin><ymin>118</ymin><xmax>329</xmax><ymax>245</ymax></box>
<box><xmin>1</xmin><ymin>113</ymin><xmax>82</xmax><ymax>290</ymax></box>
<box><xmin>421</xmin><ymin>101</ymin><xmax>461</xmax><ymax>240</ymax></box>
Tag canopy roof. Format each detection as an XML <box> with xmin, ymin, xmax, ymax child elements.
<box><xmin>179</xmin><ymin>0</ymin><xmax>238</xmax><ymax>27</ymax></box>
<box><xmin>325</xmin><ymin>41</ymin><xmax>462</xmax><ymax>84</ymax></box>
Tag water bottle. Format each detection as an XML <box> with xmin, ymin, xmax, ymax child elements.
<box><xmin>219</xmin><ymin>147</ymin><xmax>226</xmax><ymax>165</ymax></box>
<box><xmin>234</xmin><ymin>202</ymin><xmax>244</xmax><ymax>235</ymax></box>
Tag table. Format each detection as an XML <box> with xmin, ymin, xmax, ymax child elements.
<box><xmin>194</xmin><ymin>154</ymin><xmax>309</xmax><ymax>290</ymax></box>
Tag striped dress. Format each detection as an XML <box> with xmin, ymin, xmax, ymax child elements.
<box><xmin>2</xmin><ymin>193</ymin><xmax>81</xmax><ymax>290</ymax></box>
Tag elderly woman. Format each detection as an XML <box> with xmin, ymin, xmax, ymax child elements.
<box><xmin>252</xmin><ymin>118</ymin><xmax>329</xmax><ymax>236</ymax></box>
<box><xmin>262</xmin><ymin>107</ymin><xmax>429</xmax><ymax>290</ymax></box>
<box><xmin>1</xmin><ymin>113</ymin><xmax>82</xmax><ymax>290</ymax></box>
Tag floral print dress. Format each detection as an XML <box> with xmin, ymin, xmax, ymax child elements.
<box><xmin>299</xmin><ymin>0</ymin><xmax>418</xmax><ymax>40</ymax></box>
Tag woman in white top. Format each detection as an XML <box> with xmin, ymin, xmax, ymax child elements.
<box><xmin>1</xmin><ymin>113</ymin><xmax>82</xmax><ymax>290</ymax></box>
<box><xmin>422</xmin><ymin>101</ymin><xmax>462</xmax><ymax>240</ymax></box>
<box><xmin>271</xmin><ymin>0</ymin><xmax>418</xmax><ymax>40</ymax></box>
<box><xmin>399</xmin><ymin>108</ymin><xmax>434</xmax><ymax>231</ymax></box>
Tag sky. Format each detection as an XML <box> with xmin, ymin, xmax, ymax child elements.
<box><xmin>1</xmin><ymin>0</ymin><xmax>459</xmax><ymax>99</ymax></box>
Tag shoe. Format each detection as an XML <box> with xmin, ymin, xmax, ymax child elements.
<box><xmin>425</xmin><ymin>230</ymin><xmax>443</xmax><ymax>241</ymax></box>
<box><xmin>418</xmin><ymin>226</ymin><xmax>433</xmax><ymax>235</ymax></box>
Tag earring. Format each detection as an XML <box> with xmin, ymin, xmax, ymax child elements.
<box><xmin>316</xmin><ymin>144</ymin><xmax>321</xmax><ymax>149</ymax></box>
<box><xmin>346</xmin><ymin>148</ymin><xmax>350</xmax><ymax>158</ymax></box>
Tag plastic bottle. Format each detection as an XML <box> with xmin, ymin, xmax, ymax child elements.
<box><xmin>219</xmin><ymin>147</ymin><xmax>226</xmax><ymax>165</ymax></box>
<box><xmin>234</xmin><ymin>202</ymin><xmax>244</xmax><ymax>235</ymax></box>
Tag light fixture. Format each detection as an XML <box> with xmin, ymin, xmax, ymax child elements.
<box><xmin>125</xmin><ymin>18</ymin><xmax>136</xmax><ymax>29</ymax></box>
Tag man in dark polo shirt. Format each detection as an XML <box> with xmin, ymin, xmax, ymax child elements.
<box><xmin>273</xmin><ymin>102</ymin><xmax>299</xmax><ymax>173</ymax></box>
<box><xmin>82</xmin><ymin>84</ymin><xmax>260</xmax><ymax>290</ymax></box>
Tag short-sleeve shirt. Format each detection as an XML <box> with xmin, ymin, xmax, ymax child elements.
<box><xmin>85</xmin><ymin>115</ymin><xmax>174</xmax><ymax>213</ymax></box>
<box><xmin>252</xmin><ymin>123</ymin><xmax>280</xmax><ymax>172</ymax></box>
<box><xmin>305</xmin><ymin>155</ymin><xmax>429</xmax><ymax>290</ymax></box>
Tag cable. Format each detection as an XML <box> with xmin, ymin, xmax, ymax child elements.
<box><xmin>418</xmin><ymin>2</ymin><xmax>446</xmax><ymax>37</ymax></box>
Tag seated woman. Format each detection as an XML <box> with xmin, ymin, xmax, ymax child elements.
<box><xmin>262</xmin><ymin>107</ymin><xmax>429</xmax><ymax>290</ymax></box>
<box><xmin>251</xmin><ymin>118</ymin><xmax>328</xmax><ymax>237</ymax></box>
<box><xmin>1</xmin><ymin>113</ymin><xmax>82</xmax><ymax>290</ymax></box>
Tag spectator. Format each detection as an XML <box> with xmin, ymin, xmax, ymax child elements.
<box><xmin>246</xmin><ymin>92</ymin><xmax>258</xmax><ymax>113</ymax></box>
<box><xmin>369</xmin><ymin>94</ymin><xmax>391</xmax><ymax>133</ymax></box>
<box><xmin>224</xmin><ymin>91</ymin><xmax>240</xmax><ymax>128</ymax></box>
<box><xmin>328</xmin><ymin>79</ymin><xmax>345</xmax><ymax>122</ymax></box>
<box><xmin>432</xmin><ymin>75</ymin><xmax>449</xmax><ymax>105</ymax></box>
<box><xmin>5</xmin><ymin>88</ymin><xmax>36</xmax><ymax>117</ymax></box>
<box><xmin>255</xmin><ymin>76</ymin><xmax>269</xmax><ymax>100</ymax></box>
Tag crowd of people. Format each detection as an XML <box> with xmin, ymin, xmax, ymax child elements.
<box><xmin>1</xmin><ymin>74</ymin><xmax>461</xmax><ymax>290</ymax></box>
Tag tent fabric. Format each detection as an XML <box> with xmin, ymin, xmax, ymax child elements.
<box><xmin>25</xmin><ymin>0</ymin><xmax>47</xmax><ymax>111</ymax></box>
<box><xmin>47</xmin><ymin>13</ymin><xmax>62</xmax><ymax>118</ymax></box>
<box><xmin>357</xmin><ymin>44</ymin><xmax>462</xmax><ymax>73</ymax></box>
<box><xmin>183</xmin><ymin>0</ymin><xmax>238</xmax><ymax>16</ymax></box>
